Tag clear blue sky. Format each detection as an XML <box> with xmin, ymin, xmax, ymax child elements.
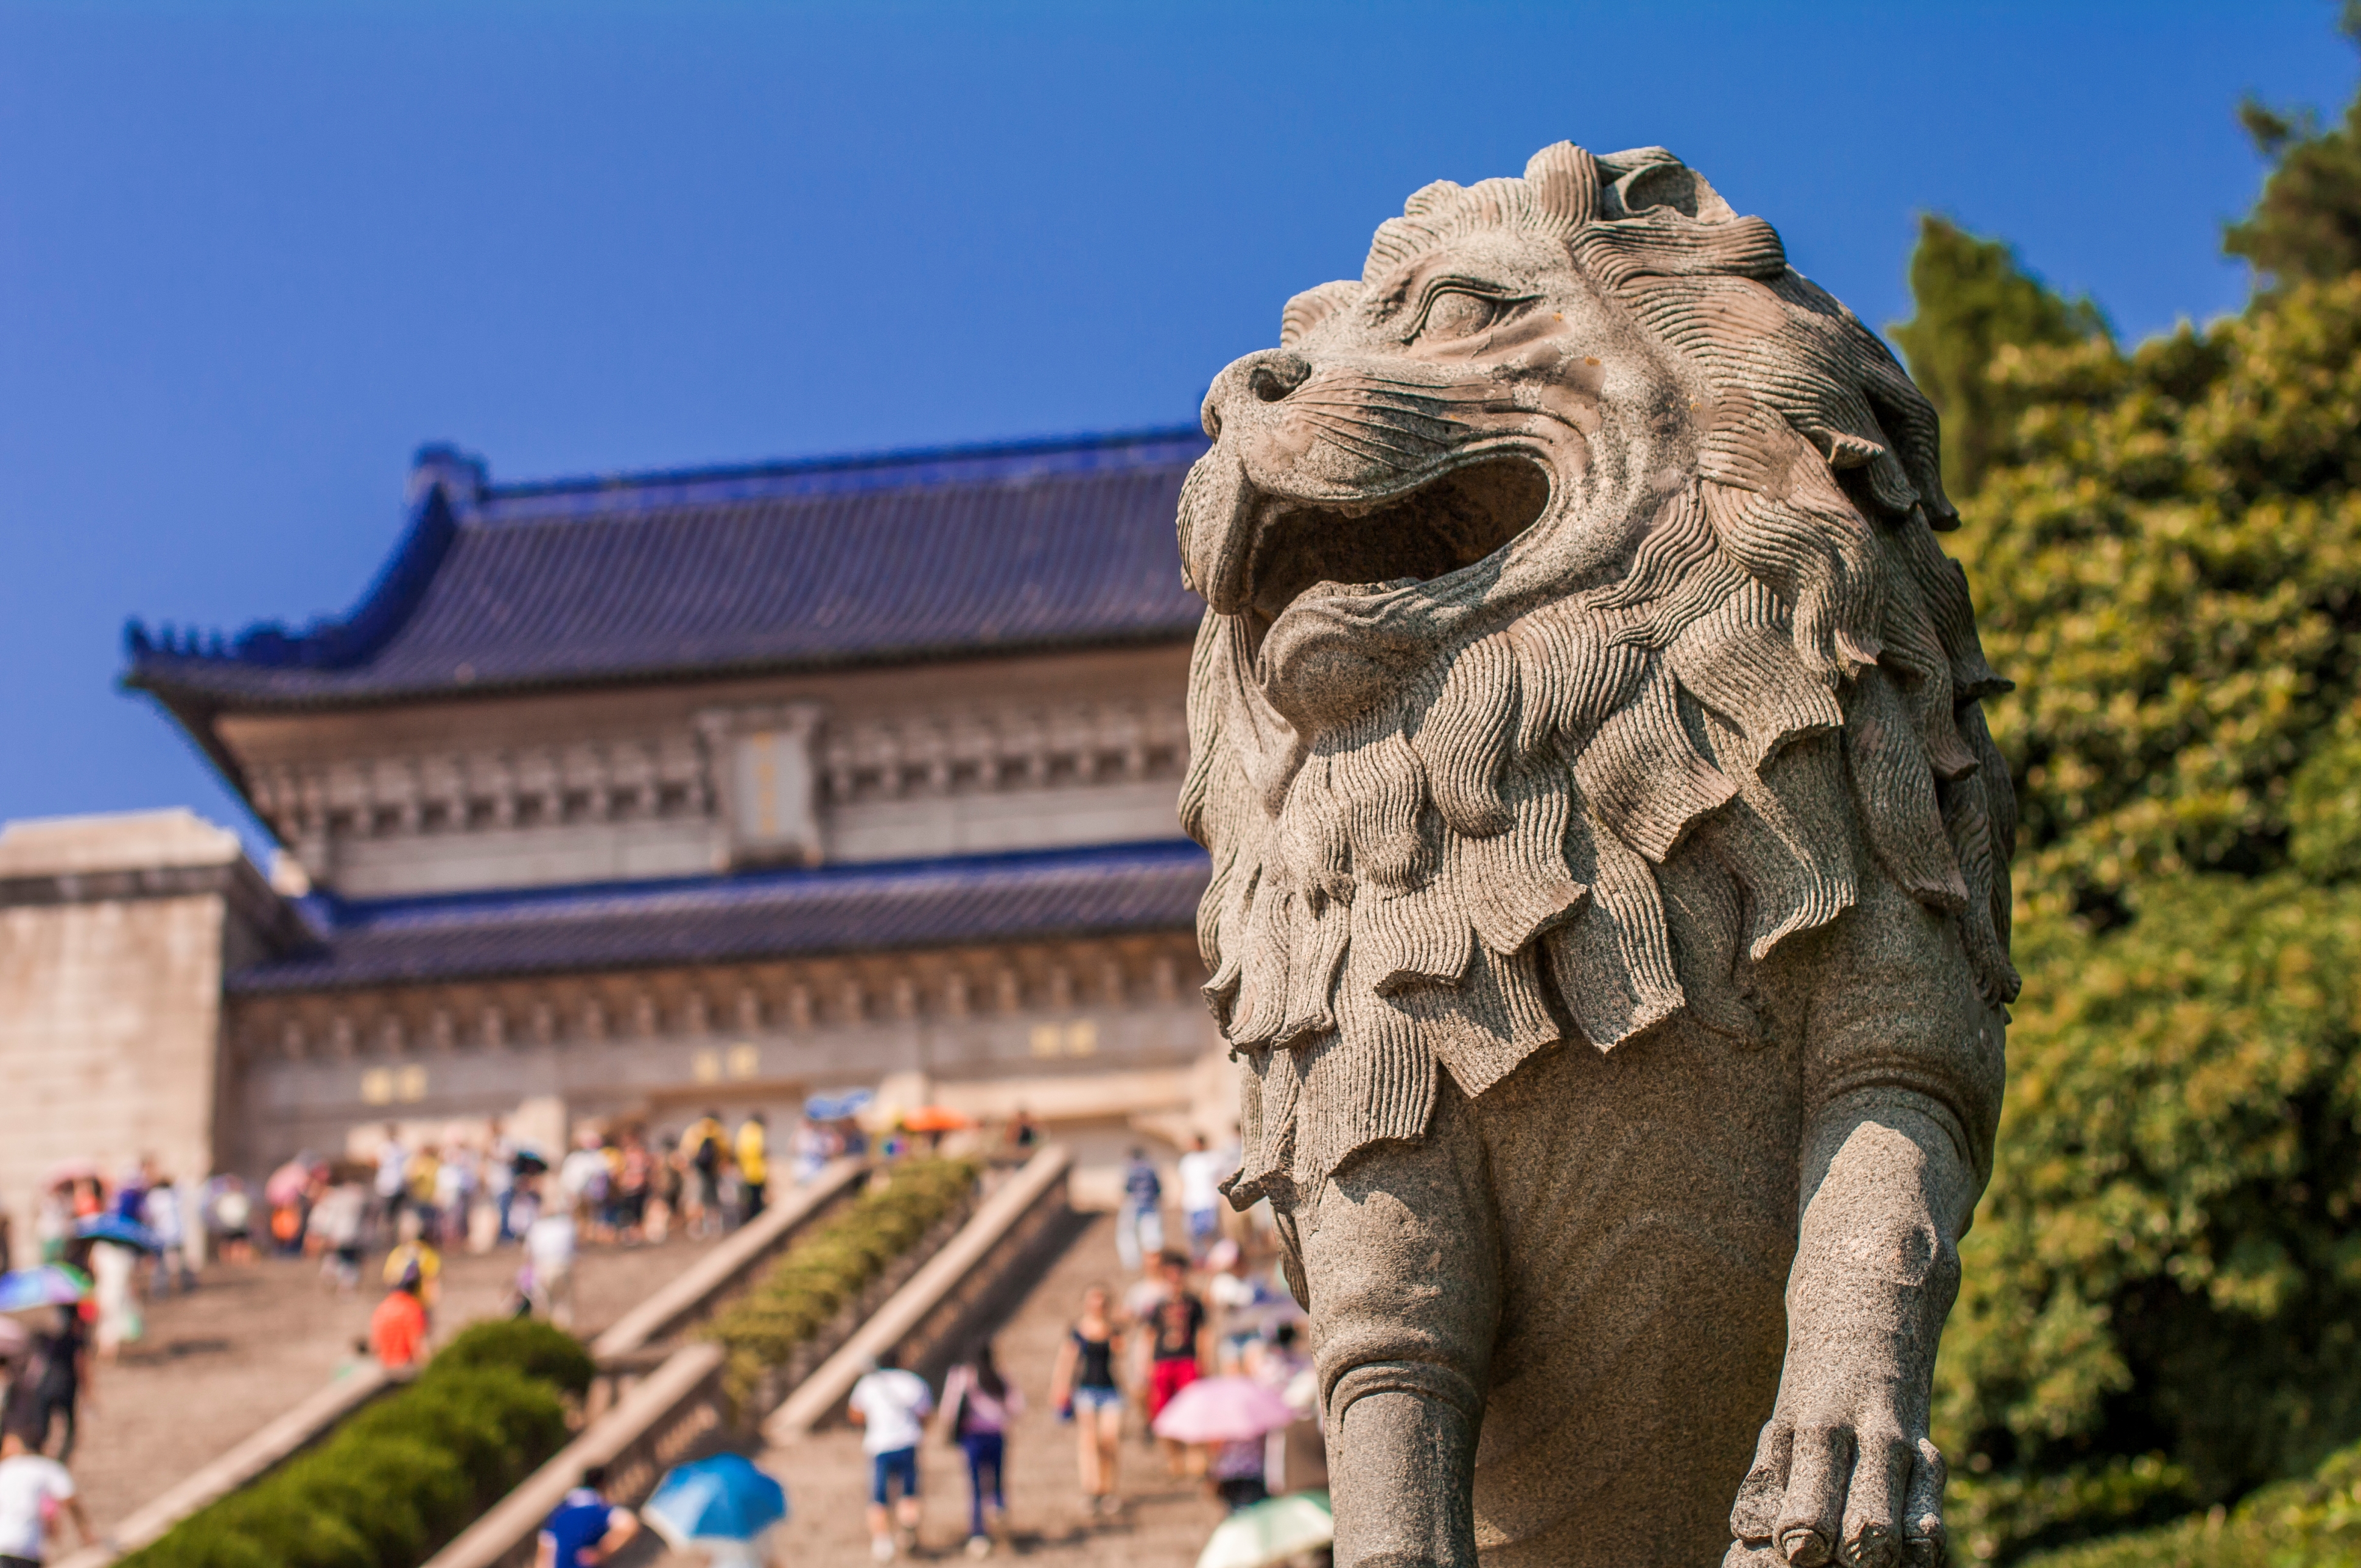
<box><xmin>2</xmin><ymin>1</ymin><xmax>2352</xmax><ymax>856</ymax></box>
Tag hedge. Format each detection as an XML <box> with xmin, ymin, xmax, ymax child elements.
<box><xmin>2019</xmin><ymin>1437</ymin><xmax>2361</xmax><ymax>1568</ymax></box>
<box><xmin>121</xmin><ymin>1318</ymin><xmax>594</xmax><ymax>1568</ymax></box>
<box><xmin>704</xmin><ymin>1157</ymin><xmax>978</xmax><ymax>1399</ymax></box>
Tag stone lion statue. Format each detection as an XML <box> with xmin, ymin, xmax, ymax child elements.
<box><xmin>1177</xmin><ymin>142</ymin><xmax>2014</xmax><ymax>1568</ymax></box>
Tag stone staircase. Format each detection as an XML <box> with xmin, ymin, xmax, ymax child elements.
<box><xmin>740</xmin><ymin>1209</ymin><xmax>1228</xmax><ymax>1567</ymax></box>
<box><xmin>67</xmin><ymin>1228</ymin><xmax>723</xmax><ymax>1539</ymax></box>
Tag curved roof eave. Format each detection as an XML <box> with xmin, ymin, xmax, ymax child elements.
<box><xmin>123</xmin><ymin>618</ymin><xmax>1203</xmax><ymax>715</ymax></box>
<box><xmin>121</xmin><ymin>425</ymin><xmax>1212</xmax><ymax>720</ymax></box>
<box><xmin>223</xmin><ymin>838</ymin><xmax>1212</xmax><ymax>994</ymax></box>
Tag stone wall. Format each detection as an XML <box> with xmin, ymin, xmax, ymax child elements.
<box><xmin>0</xmin><ymin>811</ymin><xmax>299</xmax><ymax>1253</ymax></box>
<box><xmin>224</xmin><ymin>928</ymin><xmax>1229</xmax><ymax>1193</ymax></box>
<box><xmin>219</xmin><ymin>643</ymin><xmax>1193</xmax><ymax>898</ymax></box>
<box><xmin>0</xmin><ymin>807</ymin><xmax>1230</xmax><ymax>1237</ymax></box>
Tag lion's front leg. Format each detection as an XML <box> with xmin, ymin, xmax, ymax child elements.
<box><xmin>1294</xmin><ymin>1095</ymin><xmax>1501</xmax><ymax>1568</ymax></box>
<box><xmin>1727</xmin><ymin>1088</ymin><xmax>1974</xmax><ymax>1568</ymax></box>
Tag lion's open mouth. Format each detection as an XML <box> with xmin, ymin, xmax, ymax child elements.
<box><xmin>1237</xmin><ymin>456</ymin><xmax>1552</xmax><ymax>628</ymax></box>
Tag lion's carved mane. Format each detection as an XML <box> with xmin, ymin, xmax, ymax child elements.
<box><xmin>1178</xmin><ymin>144</ymin><xmax>2018</xmax><ymax>1206</ymax></box>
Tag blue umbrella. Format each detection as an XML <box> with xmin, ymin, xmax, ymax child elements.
<box><xmin>75</xmin><ymin>1215</ymin><xmax>162</xmax><ymax>1252</ymax></box>
<box><xmin>803</xmin><ymin>1088</ymin><xmax>874</xmax><ymax>1122</ymax></box>
<box><xmin>0</xmin><ymin>1265</ymin><xmax>90</xmax><ymax>1311</ymax></box>
<box><xmin>641</xmin><ymin>1454</ymin><xmax>788</xmax><ymax>1548</ymax></box>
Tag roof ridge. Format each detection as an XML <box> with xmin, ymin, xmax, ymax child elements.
<box><xmin>483</xmin><ymin>424</ymin><xmax>1205</xmax><ymax>505</ymax></box>
<box><xmin>473</xmin><ymin>425</ymin><xmax>1208</xmax><ymax>527</ymax></box>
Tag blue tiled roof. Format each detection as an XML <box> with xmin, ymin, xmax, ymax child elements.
<box><xmin>127</xmin><ymin>427</ymin><xmax>1210</xmax><ymax>711</ymax></box>
<box><xmin>230</xmin><ymin>839</ymin><xmax>1210</xmax><ymax>993</ymax></box>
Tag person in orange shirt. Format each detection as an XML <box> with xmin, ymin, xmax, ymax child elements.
<box><xmin>369</xmin><ymin>1276</ymin><xmax>430</xmax><ymax>1372</ymax></box>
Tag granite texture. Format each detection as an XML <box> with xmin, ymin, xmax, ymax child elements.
<box><xmin>1176</xmin><ymin>142</ymin><xmax>2015</xmax><ymax>1567</ymax></box>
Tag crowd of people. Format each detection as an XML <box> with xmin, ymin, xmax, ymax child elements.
<box><xmin>0</xmin><ymin>1119</ymin><xmax>1312</xmax><ymax>1567</ymax></box>
<box><xmin>521</xmin><ymin>1129</ymin><xmax>1313</xmax><ymax>1568</ymax></box>
<box><xmin>293</xmin><ymin>1108</ymin><xmax>792</xmax><ymax>1287</ymax></box>
<box><xmin>0</xmin><ymin>1107</ymin><xmax>817</xmax><ymax>1561</ymax></box>
<box><xmin>15</xmin><ymin>1160</ymin><xmax>215</xmax><ymax>1357</ymax></box>
<box><xmin>335</xmin><ymin>1108</ymin><xmax>813</xmax><ymax>1359</ymax></box>
<box><xmin>833</xmin><ymin>1136</ymin><xmax>1314</xmax><ymax>1563</ymax></box>
<box><xmin>0</xmin><ymin>1158</ymin><xmax>194</xmax><ymax>1566</ymax></box>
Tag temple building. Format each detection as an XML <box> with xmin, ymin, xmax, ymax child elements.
<box><xmin>0</xmin><ymin>428</ymin><xmax>1223</xmax><ymax>1226</ymax></box>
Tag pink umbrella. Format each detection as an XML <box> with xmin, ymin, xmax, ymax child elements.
<box><xmin>264</xmin><ymin>1160</ymin><xmax>311</xmax><ymax>1208</ymax></box>
<box><xmin>1150</xmin><ymin>1376</ymin><xmax>1299</xmax><ymax>1445</ymax></box>
<box><xmin>42</xmin><ymin>1160</ymin><xmax>97</xmax><ymax>1189</ymax></box>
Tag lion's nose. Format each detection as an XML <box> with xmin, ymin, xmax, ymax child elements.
<box><xmin>1247</xmin><ymin>352</ymin><xmax>1312</xmax><ymax>402</ymax></box>
<box><xmin>1202</xmin><ymin>351</ymin><xmax>1314</xmax><ymax>437</ymax></box>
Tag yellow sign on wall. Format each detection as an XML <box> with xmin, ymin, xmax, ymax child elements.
<box><xmin>359</xmin><ymin>1064</ymin><xmax>429</xmax><ymax>1105</ymax></box>
<box><xmin>1029</xmin><ymin>1020</ymin><xmax>1098</xmax><ymax>1059</ymax></box>
<box><xmin>692</xmin><ymin>1043</ymin><xmax>763</xmax><ymax>1083</ymax></box>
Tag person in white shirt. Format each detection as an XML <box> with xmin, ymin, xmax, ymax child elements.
<box><xmin>1174</xmin><ymin>1134</ymin><xmax>1229</xmax><ymax>1261</ymax></box>
<box><xmin>374</xmin><ymin>1124</ymin><xmax>412</xmax><ymax>1232</ymax></box>
<box><xmin>1204</xmin><ymin>1239</ymin><xmax>1272</xmax><ymax>1373</ymax></box>
<box><xmin>433</xmin><ymin>1144</ymin><xmax>477</xmax><ymax>1247</ymax></box>
<box><xmin>848</xmin><ymin>1352</ymin><xmax>934</xmax><ymax>1562</ymax></box>
<box><xmin>793</xmin><ymin>1119</ymin><xmax>829</xmax><ymax>1187</ymax></box>
<box><xmin>524</xmin><ymin>1197</ymin><xmax>580</xmax><ymax>1329</ymax></box>
<box><xmin>558</xmin><ymin>1132</ymin><xmax>611</xmax><ymax>1241</ymax></box>
<box><xmin>0</xmin><ymin>1431</ymin><xmax>89</xmax><ymax>1567</ymax></box>
<box><xmin>142</xmin><ymin>1172</ymin><xmax>194</xmax><ymax>1295</ymax></box>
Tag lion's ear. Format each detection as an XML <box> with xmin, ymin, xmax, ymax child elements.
<box><xmin>1596</xmin><ymin>148</ymin><xmax>1737</xmax><ymax>224</ymax></box>
<box><xmin>1523</xmin><ymin>142</ymin><xmax>1601</xmax><ymax>229</ymax></box>
<box><xmin>1281</xmin><ymin>281</ymin><xmax>1364</xmax><ymax>348</ymax></box>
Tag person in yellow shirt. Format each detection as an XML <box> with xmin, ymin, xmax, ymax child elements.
<box><xmin>382</xmin><ymin>1209</ymin><xmax>442</xmax><ymax>1311</ymax></box>
<box><xmin>736</xmin><ymin>1113</ymin><xmax>768</xmax><ymax>1224</ymax></box>
<box><xmin>404</xmin><ymin>1145</ymin><xmax>441</xmax><ymax>1219</ymax></box>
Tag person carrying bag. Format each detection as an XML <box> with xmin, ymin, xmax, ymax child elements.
<box><xmin>938</xmin><ymin>1343</ymin><xmax>1020</xmax><ymax>1557</ymax></box>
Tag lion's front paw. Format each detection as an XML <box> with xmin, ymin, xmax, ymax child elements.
<box><xmin>1725</xmin><ymin>1412</ymin><xmax>1946</xmax><ymax>1568</ymax></box>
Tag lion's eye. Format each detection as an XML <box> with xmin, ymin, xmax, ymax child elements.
<box><xmin>1419</xmin><ymin>289</ymin><xmax>1500</xmax><ymax>343</ymax></box>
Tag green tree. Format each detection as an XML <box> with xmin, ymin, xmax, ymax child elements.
<box><xmin>1889</xmin><ymin>215</ymin><xmax>2106</xmax><ymax>497</ymax></box>
<box><xmin>1954</xmin><ymin>281</ymin><xmax>2361</xmax><ymax>927</ymax></box>
<box><xmin>2224</xmin><ymin>4</ymin><xmax>2361</xmax><ymax>288</ymax></box>
<box><xmin>1927</xmin><ymin>180</ymin><xmax>2361</xmax><ymax>1568</ymax></box>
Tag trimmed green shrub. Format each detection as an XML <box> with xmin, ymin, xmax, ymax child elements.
<box><xmin>427</xmin><ymin>1317</ymin><xmax>596</xmax><ymax>1396</ymax></box>
<box><xmin>121</xmin><ymin>1323</ymin><xmax>583</xmax><ymax>1568</ymax></box>
<box><xmin>704</xmin><ymin>1158</ymin><xmax>979</xmax><ymax>1399</ymax></box>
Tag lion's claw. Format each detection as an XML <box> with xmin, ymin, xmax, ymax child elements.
<box><xmin>1781</xmin><ymin>1525</ymin><xmax>1832</xmax><ymax>1566</ymax></box>
<box><xmin>1731</xmin><ymin>1418</ymin><xmax>1947</xmax><ymax>1568</ymax></box>
<box><xmin>1845</xmin><ymin>1522</ymin><xmax>1899</xmax><ymax>1568</ymax></box>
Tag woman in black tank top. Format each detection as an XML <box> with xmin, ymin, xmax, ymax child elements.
<box><xmin>1071</xmin><ymin>1329</ymin><xmax>1115</xmax><ymax>1390</ymax></box>
<box><xmin>1048</xmin><ymin>1284</ymin><xmax>1126</xmax><ymax>1516</ymax></box>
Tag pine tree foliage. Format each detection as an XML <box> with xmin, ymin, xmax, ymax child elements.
<box><xmin>2224</xmin><ymin>3</ymin><xmax>2361</xmax><ymax>288</ymax></box>
<box><xmin>1889</xmin><ymin>216</ymin><xmax>2106</xmax><ymax>497</ymax></box>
